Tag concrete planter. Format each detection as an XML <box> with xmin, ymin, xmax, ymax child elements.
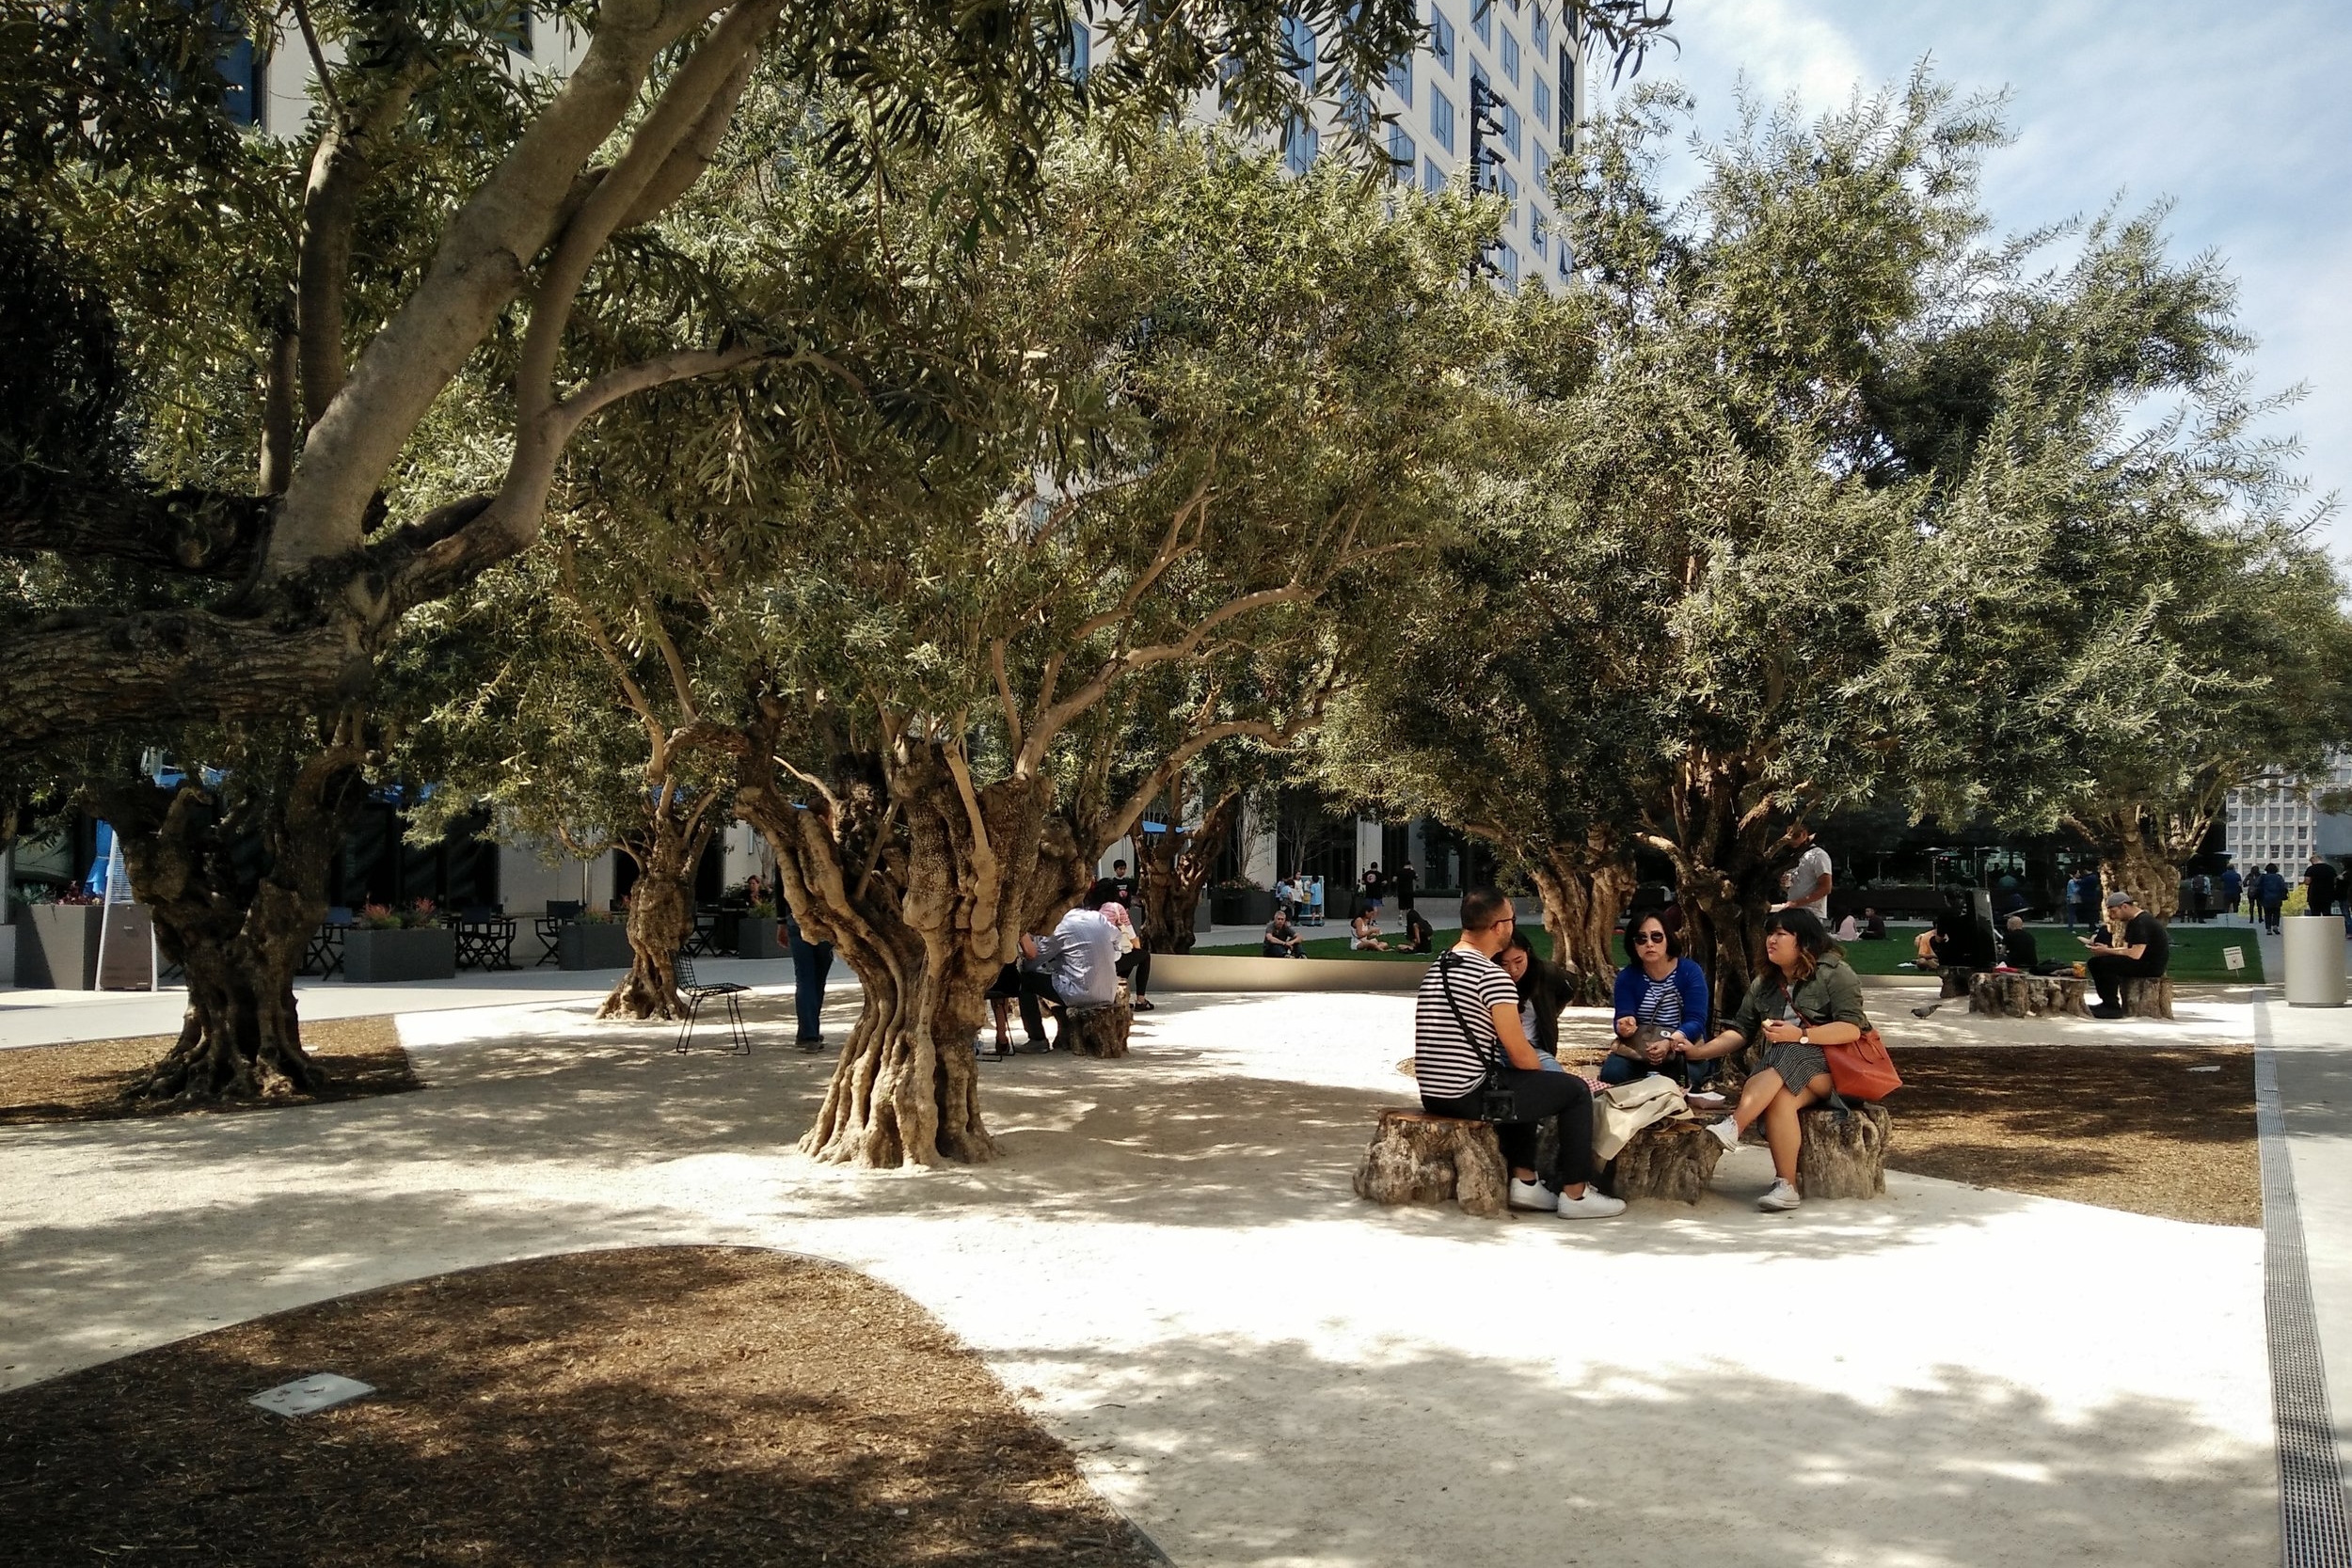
<box><xmin>1153</xmin><ymin>952</ymin><xmax>1427</xmax><ymax>993</ymax></box>
<box><xmin>558</xmin><ymin>921</ymin><xmax>635</xmax><ymax>971</ymax></box>
<box><xmin>17</xmin><ymin>903</ymin><xmax>104</xmax><ymax>990</ymax></box>
<box><xmin>342</xmin><ymin>926</ymin><xmax>457</xmax><ymax>984</ymax></box>
<box><xmin>736</xmin><ymin>916</ymin><xmax>783</xmax><ymax>960</ymax></box>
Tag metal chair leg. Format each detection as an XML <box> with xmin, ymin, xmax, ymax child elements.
<box><xmin>725</xmin><ymin>992</ymin><xmax>749</xmax><ymax>1054</ymax></box>
<box><xmin>675</xmin><ymin>994</ymin><xmax>701</xmax><ymax>1054</ymax></box>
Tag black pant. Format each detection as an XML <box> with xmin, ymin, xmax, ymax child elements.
<box><xmin>986</xmin><ymin>964</ymin><xmax>1067</xmax><ymax>1042</ymax></box>
<box><xmin>2088</xmin><ymin>954</ymin><xmax>2164</xmax><ymax>1008</ymax></box>
<box><xmin>1116</xmin><ymin>946</ymin><xmax>1151</xmax><ymax>998</ymax></box>
<box><xmin>1424</xmin><ymin>1069</ymin><xmax>1595</xmax><ymax>1189</ymax></box>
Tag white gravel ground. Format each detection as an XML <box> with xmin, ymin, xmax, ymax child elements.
<box><xmin>0</xmin><ymin>987</ymin><xmax>2273</xmax><ymax>1567</ymax></box>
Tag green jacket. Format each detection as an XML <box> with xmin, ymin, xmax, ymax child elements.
<box><xmin>1729</xmin><ymin>956</ymin><xmax>1871</xmax><ymax>1042</ymax></box>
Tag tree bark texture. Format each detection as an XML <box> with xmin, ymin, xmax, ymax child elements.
<box><xmin>1603</xmin><ymin>1117</ymin><xmax>1725</xmax><ymax>1204</ymax></box>
<box><xmin>1644</xmin><ymin>768</ymin><xmax>1810</xmax><ymax>1027</ymax></box>
<box><xmin>1352</xmin><ymin>1108</ymin><xmax>1507</xmax><ymax>1217</ymax></box>
<box><xmin>1133</xmin><ymin>788</ymin><xmax>1242</xmax><ymax>955</ymax></box>
<box><xmin>597</xmin><ymin>811</ymin><xmax>714</xmax><ymax>1022</ymax></box>
<box><xmin>95</xmin><ymin>742</ymin><xmax>369</xmax><ymax>1103</ymax></box>
<box><xmin>2072</xmin><ymin>805</ymin><xmax>2198</xmax><ymax>921</ymax></box>
<box><xmin>1060</xmin><ymin>1001</ymin><xmax>1133</xmax><ymax>1059</ymax></box>
<box><xmin>1797</xmin><ymin>1102</ymin><xmax>1891</xmax><ymax>1199</ymax></box>
<box><xmin>738</xmin><ymin>721</ymin><xmax>1094</xmax><ymax>1168</ymax></box>
<box><xmin>1967</xmin><ymin>970</ymin><xmax>2089</xmax><ymax>1018</ymax></box>
<box><xmin>1525</xmin><ymin>840</ymin><xmax>1635</xmax><ymax>1007</ymax></box>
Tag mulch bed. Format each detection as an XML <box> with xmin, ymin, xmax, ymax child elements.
<box><xmin>0</xmin><ymin>1016</ymin><xmax>419</xmax><ymax>1126</ymax></box>
<box><xmin>0</xmin><ymin>1247</ymin><xmax>1160</xmax><ymax>1568</ymax></box>
<box><xmin>1543</xmin><ymin>1043</ymin><xmax>2255</xmax><ymax>1227</ymax></box>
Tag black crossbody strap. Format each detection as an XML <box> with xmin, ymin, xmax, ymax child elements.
<box><xmin>1437</xmin><ymin>951</ymin><xmax>1504</xmax><ymax>1078</ymax></box>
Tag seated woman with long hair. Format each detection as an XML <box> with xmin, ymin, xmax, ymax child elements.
<box><xmin>1681</xmin><ymin>908</ymin><xmax>1871</xmax><ymax>1213</ymax></box>
<box><xmin>1497</xmin><ymin>929</ymin><xmax>1575</xmax><ymax>1063</ymax></box>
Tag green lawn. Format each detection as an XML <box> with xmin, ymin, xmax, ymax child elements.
<box><xmin>1199</xmin><ymin>921</ymin><xmax>2264</xmax><ymax>983</ymax></box>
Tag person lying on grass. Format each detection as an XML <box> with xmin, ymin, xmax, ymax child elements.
<box><xmin>1413</xmin><ymin>887</ymin><xmax>1624</xmax><ymax>1220</ymax></box>
<box><xmin>1680</xmin><ymin>908</ymin><xmax>1871</xmax><ymax>1214</ymax></box>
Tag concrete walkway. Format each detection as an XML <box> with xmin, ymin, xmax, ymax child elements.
<box><xmin>0</xmin><ymin>989</ymin><xmax>2274</xmax><ymax>1567</ymax></box>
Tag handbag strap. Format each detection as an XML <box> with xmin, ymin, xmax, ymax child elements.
<box><xmin>1436</xmin><ymin>951</ymin><xmax>1505</xmax><ymax>1083</ymax></box>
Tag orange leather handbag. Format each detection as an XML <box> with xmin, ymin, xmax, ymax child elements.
<box><xmin>1824</xmin><ymin>1025</ymin><xmax>1902</xmax><ymax>1101</ymax></box>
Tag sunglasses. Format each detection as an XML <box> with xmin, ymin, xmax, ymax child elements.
<box><xmin>1632</xmin><ymin>930</ymin><xmax>1667</xmax><ymax>945</ymax></box>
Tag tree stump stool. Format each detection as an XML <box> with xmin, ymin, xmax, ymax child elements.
<box><xmin>1354</xmin><ymin>1108</ymin><xmax>1508</xmax><ymax>1217</ymax></box>
<box><xmin>1797</xmin><ymin>1101</ymin><xmax>1891</xmax><ymax>1198</ymax></box>
<box><xmin>1603</xmin><ymin>1117</ymin><xmax>1724</xmax><ymax>1204</ymax></box>
<box><xmin>1967</xmin><ymin>970</ymin><xmax>2090</xmax><ymax>1019</ymax></box>
<box><xmin>1059</xmin><ymin>1002</ymin><xmax>1133</xmax><ymax>1058</ymax></box>
<box><xmin>2121</xmin><ymin>976</ymin><xmax>2175</xmax><ymax>1020</ymax></box>
<box><xmin>1938</xmin><ymin>967</ymin><xmax>1973</xmax><ymax>1000</ymax></box>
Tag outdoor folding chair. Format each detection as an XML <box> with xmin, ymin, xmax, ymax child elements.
<box><xmin>673</xmin><ymin>954</ymin><xmax>751</xmax><ymax>1055</ymax></box>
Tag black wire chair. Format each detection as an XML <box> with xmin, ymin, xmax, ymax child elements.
<box><xmin>673</xmin><ymin>953</ymin><xmax>751</xmax><ymax>1055</ymax></box>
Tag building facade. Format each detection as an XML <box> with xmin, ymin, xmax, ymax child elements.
<box><xmin>2224</xmin><ymin>752</ymin><xmax>2352</xmax><ymax>870</ymax></box>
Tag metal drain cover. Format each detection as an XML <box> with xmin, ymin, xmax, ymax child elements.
<box><xmin>248</xmin><ymin>1373</ymin><xmax>375</xmax><ymax>1417</ymax></box>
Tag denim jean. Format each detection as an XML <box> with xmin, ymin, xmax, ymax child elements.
<box><xmin>786</xmin><ymin>912</ymin><xmax>834</xmax><ymax>1042</ymax></box>
<box><xmin>1597</xmin><ymin>1052</ymin><xmax>1715</xmax><ymax>1089</ymax></box>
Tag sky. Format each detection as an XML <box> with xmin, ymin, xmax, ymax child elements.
<box><xmin>1589</xmin><ymin>0</ymin><xmax>2352</xmax><ymax>562</ymax></box>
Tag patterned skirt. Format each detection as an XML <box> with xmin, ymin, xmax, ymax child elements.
<box><xmin>1756</xmin><ymin>1040</ymin><xmax>1830</xmax><ymax>1094</ymax></box>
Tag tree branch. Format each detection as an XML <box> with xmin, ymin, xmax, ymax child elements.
<box><xmin>0</xmin><ymin>487</ymin><xmax>273</xmax><ymax>575</ymax></box>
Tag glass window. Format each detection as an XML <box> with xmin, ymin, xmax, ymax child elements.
<box><xmin>1558</xmin><ymin>43</ymin><xmax>1575</xmax><ymax>135</ymax></box>
<box><xmin>1534</xmin><ymin>142</ymin><xmax>1549</xmax><ymax>191</ymax></box>
<box><xmin>1497</xmin><ymin>243</ymin><xmax>1518</xmax><ymax>286</ymax></box>
<box><xmin>1389</xmin><ymin>124</ymin><xmax>1418</xmax><ymax>181</ymax></box>
<box><xmin>1533</xmin><ymin>74</ymin><xmax>1549</xmax><ymax>132</ymax></box>
<box><xmin>1423</xmin><ymin>156</ymin><xmax>1445</xmax><ymax>195</ymax></box>
<box><xmin>1503</xmin><ymin>98</ymin><xmax>1521</xmax><ymax>158</ymax></box>
<box><xmin>1430</xmin><ymin>8</ymin><xmax>1455</xmax><ymax>75</ymax></box>
<box><xmin>1531</xmin><ymin>210</ymin><xmax>1548</xmax><ymax>258</ymax></box>
<box><xmin>1471</xmin><ymin>0</ymin><xmax>1492</xmax><ymax>47</ymax></box>
<box><xmin>1499</xmin><ymin>166</ymin><xmax>1518</xmax><ymax>228</ymax></box>
<box><xmin>1501</xmin><ymin>29</ymin><xmax>1519</xmax><ymax>85</ymax></box>
<box><xmin>217</xmin><ymin>31</ymin><xmax>262</xmax><ymax>127</ymax></box>
<box><xmin>1067</xmin><ymin>23</ymin><xmax>1089</xmax><ymax>77</ymax></box>
<box><xmin>1283</xmin><ymin>12</ymin><xmax>1317</xmax><ymax>88</ymax></box>
<box><xmin>1531</xmin><ymin>4</ymin><xmax>1550</xmax><ymax>55</ymax></box>
<box><xmin>1389</xmin><ymin>48</ymin><xmax>1412</xmax><ymax>102</ymax></box>
<box><xmin>1284</xmin><ymin>119</ymin><xmax>1320</xmax><ymax>176</ymax></box>
<box><xmin>1430</xmin><ymin>87</ymin><xmax>1456</xmax><ymax>152</ymax></box>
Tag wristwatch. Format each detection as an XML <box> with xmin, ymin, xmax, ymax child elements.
<box><xmin>1798</xmin><ymin>1030</ymin><xmax>1811</xmax><ymax>1046</ymax></box>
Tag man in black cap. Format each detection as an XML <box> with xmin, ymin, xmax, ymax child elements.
<box><xmin>2085</xmin><ymin>891</ymin><xmax>2169</xmax><ymax>1019</ymax></box>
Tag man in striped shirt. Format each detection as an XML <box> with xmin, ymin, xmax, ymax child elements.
<box><xmin>1416</xmin><ymin>888</ymin><xmax>1624</xmax><ymax>1219</ymax></box>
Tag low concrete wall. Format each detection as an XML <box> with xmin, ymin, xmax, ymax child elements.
<box><xmin>0</xmin><ymin>923</ymin><xmax>13</xmax><ymax>991</ymax></box>
<box><xmin>1153</xmin><ymin>953</ymin><xmax>1426</xmax><ymax>994</ymax></box>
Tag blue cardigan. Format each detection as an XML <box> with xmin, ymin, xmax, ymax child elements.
<box><xmin>1612</xmin><ymin>957</ymin><xmax>1710</xmax><ymax>1037</ymax></box>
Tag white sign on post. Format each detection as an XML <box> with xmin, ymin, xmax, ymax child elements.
<box><xmin>2224</xmin><ymin>945</ymin><xmax>2247</xmax><ymax>974</ymax></box>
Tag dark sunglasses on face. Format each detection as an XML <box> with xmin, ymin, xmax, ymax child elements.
<box><xmin>1633</xmin><ymin>930</ymin><xmax>1666</xmax><ymax>945</ymax></box>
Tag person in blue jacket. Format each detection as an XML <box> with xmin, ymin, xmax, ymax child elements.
<box><xmin>1601</xmin><ymin>909</ymin><xmax>1712</xmax><ymax>1086</ymax></box>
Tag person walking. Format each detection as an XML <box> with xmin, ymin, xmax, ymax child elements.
<box><xmin>2259</xmin><ymin>863</ymin><xmax>2289</xmax><ymax>934</ymax></box>
<box><xmin>2219</xmin><ymin>864</ymin><xmax>2244</xmax><ymax>927</ymax></box>
<box><xmin>1394</xmin><ymin>860</ymin><xmax>1419</xmax><ymax>913</ymax></box>
<box><xmin>1359</xmin><ymin>861</ymin><xmax>1387</xmax><ymax>920</ymax></box>
<box><xmin>2066</xmin><ymin>869</ymin><xmax>2098</xmax><ymax>934</ymax></box>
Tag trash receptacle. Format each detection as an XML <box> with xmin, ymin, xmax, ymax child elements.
<box><xmin>2282</xmin><ymin>914</ymin><xmax>2347</xmax><ymax>1006</ymax></box>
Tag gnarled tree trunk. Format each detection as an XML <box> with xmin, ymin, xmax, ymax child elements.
<box><xmin>737</xmin><ymin>720</ymin><xmax>1091</xmax><ymax>1167</ymax></box>
<box><xmin>597</xmin><ymin>809</ymin><xmax>714</xmax><ymax>1021</ymax></box>
<box><xmin>96</xmin><ymin>738</ymin><xmax>369</xmax><ymax>1103</ymax></box>
<box><xmin>1641</xmin><ymin>758</ymin><xmax>1806</xmax><ymax>1021</ymax></box>
<box><xmin>1523</xmin><ymin>835</ymin><xmax>1635</xmax><ymax>1007</ymax></box>
<box><xmin>1134</xmin><ymin>788</ymin><xmax>1242</xmax><ymax>955</ymax></box>
<box><xmin>2071</xmin><ymin>804</ymin><xmax>2196</xmax><ymax>921</ymax></box>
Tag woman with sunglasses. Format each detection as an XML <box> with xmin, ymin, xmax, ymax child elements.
<box><xmin>1603</xmin><ymin>911</ymin><xmax>1710</xmax><ymax>1086</ymax></box>
<box><xmin>1681</xmin><ymin>907</ymin><xmax>1870</xmax><ymax>1212</ymax></box>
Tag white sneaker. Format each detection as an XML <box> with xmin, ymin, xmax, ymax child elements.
<box><xmin>1507</xmin><ymin>1178</ymin><xmax>1558</xmax><ymax>1212</ymax></box>
<box><xmin>1556</xmin><ymin>1186</ymin><xmax>1628</xmax><ymax>1219</ymax></box>
<box><xmin>1708</xmin><ymin>1117</ymin><xmax>1741</xmax><ymax>1151</ymax></box>
<box><xmin>1757</xmin><ymin>1179</ymin><xmax>1803</xmax><ymax>1212</ymax></box>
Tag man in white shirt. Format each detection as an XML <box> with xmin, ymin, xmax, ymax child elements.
<box><xmin>1774</xmin><ymin>824</ymin><xmax>1833</xmax><ymax>920</ymax></box>
<box><xmin>985</xmin><ymin>905</ymin><xmax>1119</xmax><ymax>1053</ymax></box>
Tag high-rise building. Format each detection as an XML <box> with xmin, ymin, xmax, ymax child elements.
<box><xmin>1356</xmin><ymin>0</ymin><xmax>1586</xmax><ymax>291</ymax></box>
<box><xmin>2224</xmin><ymin>752</ymin><xmax>2352</xmax><ymax>869</ymax></box>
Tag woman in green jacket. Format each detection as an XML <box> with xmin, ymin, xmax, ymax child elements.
<box><xmin>1682</xmin><ymin>908</ymin><xmax>1870</xmax><ymax>1212</ymax></box>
